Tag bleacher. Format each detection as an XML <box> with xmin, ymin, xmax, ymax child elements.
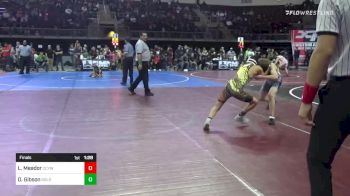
<box><xmin>0</xmin><ymin>0</ymin><xmax>318</xmax><ymax>41</ymax></box>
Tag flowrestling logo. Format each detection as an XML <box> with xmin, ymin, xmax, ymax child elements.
<box><xmin>285</xmin><ymin>10</ymin><xmax>334</xmax><ymax>16</ymax></box>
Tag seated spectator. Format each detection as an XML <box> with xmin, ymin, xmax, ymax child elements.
<box><xmin>227</xmin><ymin>48</ymin><xmax>237</xmax><ymax>61</ymax></box>
<box><xmin>34</xmin><ymin>51</ymin><xmax>48</xmax><ymax>72</ymax></box>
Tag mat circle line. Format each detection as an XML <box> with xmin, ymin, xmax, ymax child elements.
<box><xmin>289</xmin><ymin>85</ymin><xmax>319</xmax><ymax>105</ymax></box>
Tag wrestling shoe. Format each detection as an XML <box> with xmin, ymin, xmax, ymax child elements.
<box><xmin>268</xmin><ymin>116</ymin><xmax>276</xmax><ymax>125</ymax></box>
<box><xmin>234</xmin><ymin>115</ymin><xmax>250</xmax><ymax>123</ymax></box>
<box><xmin>203</xmin><ymin>123</ymin><xmax>210</xmax><ymax>133</ymax></box>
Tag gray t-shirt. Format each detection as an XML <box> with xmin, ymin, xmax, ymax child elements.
<box><xmin>123</xmin><ymin>42</ymin><xmax>135</xmax><ymax>58</ymax></box>
<box><xmin>19</xmin><ymin>45</ymin><xmax>32</xmax><ymax>57</ymax></box>
<box><xmin>135</xmin><ymin>39</ymin><xmax>151</xmax><ymax>62</ymax></box>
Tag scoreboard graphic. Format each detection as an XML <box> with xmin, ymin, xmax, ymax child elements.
<box><xmin>16</xmin><ymin>153</ymin><xmax>97</xmax><ymax>185</ymax></box>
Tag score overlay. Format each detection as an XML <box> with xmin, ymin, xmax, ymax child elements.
<box><xmin>16</xmin><ymin>153</ymin><xmax>96</xmax><ymax>185</ymax></box>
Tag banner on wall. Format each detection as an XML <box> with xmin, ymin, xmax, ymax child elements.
<box><xmin>82</xmin><ymin>60</ymin><xmax>110</xmax><ymax>70</ymax></box>
<box><xmin>218</xmin><ymin>60</ymin><xmax>239</xmax><ymax>70</ymax></box>
<box><xmin>290</xmin><ymin>30</ymin><xmax>317</xmax><ymax>66</ymax></box>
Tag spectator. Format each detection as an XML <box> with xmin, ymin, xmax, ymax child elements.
<box><xmin>1</xmin><ymin>43</ymin><xmax>12</xmax><ymax>71</ymax></box>
<box><xmin>201</xmin><ymin>47</ymin><xmax>209</xmax><ymax>70</ymax></box>
<box><xmin>73</xmin><ymin>42</ymin><xmax>82</xmax><ymax>70</ymax></box>
<box><xmin>68</xmin><ymin>44</ymin><xmax>75</xmax><ymax>66</ymax></box>
<box><xmin>54</xmin><ymin>45</ymin><xmax>64</xmax><ymax>71</ymax></box>
<box><xmin>166</xmin><ymin>46</ymin><xmax>174</xmax><ymax>70</ymax></box>
<box><xmin>294</xmin><ymin>49</ymin><xmax>300</xmax><ymax>69</ymax></box>
<box><xmin>46</xmin><ymin>45</ymin><xmax>54</xmax><ymax>71</ymax></box>
<box><xmin>267</xmin><ymin>48</ymin><xmax>277</xmax><ymax>61</ymax></box>
<box><xmin>227</xmin><ymin>47</ymin><xmax>236</xmax><ymax>61</ymax></box>
<box><xmin>34</xmin><ymin>51</ymin><xmax>48</xmax><ymax>72</ymax></box>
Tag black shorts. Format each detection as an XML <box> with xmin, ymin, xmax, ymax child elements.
<box><xmin>261</xmin><ymin>76</ymin><xmax>282</xmax><ymax>93</ymax></box>
<box><xmin>218</xmin><ymin>85</ymin><xmax>253</xmax><ymax>103</ymax></box>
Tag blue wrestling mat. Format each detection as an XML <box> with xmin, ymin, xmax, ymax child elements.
<box><xmin>0</xmin><ymin>71</ymin><xmax>223</xmax><ymax>91</ymax></box>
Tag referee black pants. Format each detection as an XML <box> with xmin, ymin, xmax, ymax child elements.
<box><xmin>122</xmin><ymin>57</ymin><xmax>134</xmax><ymax>85</ymax></box>
<box><xmin>19</xmin><ymin>56</ymin><xmax>31</xmax><ymax>74</ymax></box>
<box><xmin>130</xmin><ymin>62</ymin><xmax>150</xmax><ymax>93</ymax></box>
<box><xmin>307</xmin><ymin>77</ymin><xmax>350</xmax><ymax>196</ymax></box>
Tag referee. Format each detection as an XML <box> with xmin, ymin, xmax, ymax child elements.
<box><xmin>298</xmin><ymin>0</ymin><xmax>350</xmax><ymax>196</ymax></box>
<box><xmin>121</xmin><ymin>39</ymin><xmax>134</xmax><ymax>86</ymax></box>
<box><xmin>18</xmin><ymin>40</ymin><xmax>32</xmax><ymax>74</ymax></box>
<box><xmin>128</xmin><ymin>32</ymin><xmax>154</xmax><ymax>96</ymax></box>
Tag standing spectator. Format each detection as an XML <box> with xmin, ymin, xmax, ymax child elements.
<box><xmin>208</xmin><ymin>47</ymin><xmax>217</xmax><ymax>69</ymax></box>
<box><xmin>46</xmin><ymin>45</ymin><xmax>54</xmax><ymax>71</ymax></box>
<box><xmin>0</xmin><ymin>44</ymin><xmax>3</xmax><ymax>71</ymax></box>
<box><xmin>304</xmin><ymin>49</ymin><xmax>313</xmax><ymax>66</ymax></box>
<box><xmin>1</xmin><ymin>43</ymin><xmax>12</xmax><ymax>71</ymax></box>
<box><xmin>188</xmin><ymin>48</ymin><xmax>198</xmax><ymax>70</ymax></box>
<box><xmin>10</xmin><ymin>44</ymin><xmax>17</xmax><ymax>71</ymax></box>
<box><xmin>18</xmin><ymin>40</ymin><xmax>32</xmax><ymax>74</ymax></box>
<box><xmin>293</xmin><ymin>49</ymin><xmax>300</xmax><ymax>69</ymax></box>
<box><xmin>298</xmin><ymin>0</ymin><xmax>350</xmax><ymax>196</ymax></box>
<box><xmin>174</xmin><ymin>45</ymin><xmax>184</xmax><ymax>70</ymax></box>
<box><xmin>68</xmin><ymin>43</ymin><xmax>75</xmax><ymax>67</ymax></box>
<box><xmin>218</xmin><ymin>46</ymin><xmax>226</xmax><ymax>60</ymax></box>
<box><xmin>15</xmin><ymin>41</ymin><xmax>21</xmax><ymax>64</ymax></box>
<box><xmin>121</xmin><ymin>39</ymin><xmax>134</xmax><ymax>86</ymax></box>
<box><xmin>54</xmin><ymin>45</ymin><xmax>64</xmax><ymax>71</ymax></box>
<box><xmin>115</xmin><ymin>47</ymin><xmax>123</xmax><ymax>70</ymax></box>
<box><xmin>201</xmin><ymin>47</ymin><xmax>209</xmax><ymax>70</ymax></box>
<box><xmin>166</xmin><ymin>46</ymin><xmax>174</xmax><ymax>70</ymax></box>
<box><xmin>195</xmin><ymin>47</ymin><xmax>202</xmax><ymax>69</ymax></box>
<box><xmin>109</xmin><ymin>50</ymin><xmax>117</xmax><ymax>71</ymax></box>
<box><xmin>74</xmin><ymin>42</ymin><xmax>82</xmax><ymax>70</ymax></box>
<box><xmin>128</xmin><ymin>32</ymin><xmax>154</xmax><ymax>96</ymax></box>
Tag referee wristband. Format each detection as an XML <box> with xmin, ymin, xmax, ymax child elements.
<box><xmin>302</xmin><ymin>83</ymin><xmax>319</xmax><ymax>104</ymax></box>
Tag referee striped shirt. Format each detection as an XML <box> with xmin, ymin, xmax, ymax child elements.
<box><xmin>316</xmin><ymin>0</ymin><xmax>350</xmax><ymax>77</ymax></box>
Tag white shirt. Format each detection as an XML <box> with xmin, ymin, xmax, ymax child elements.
<box><xmin>135</xmin><ymin>39</ymin><xmax>151</xmax><ymax>62</ymax></box>
<box><xmin>317</xmin><ymin>0</ymin><xmax>350</xmax><ymax>77</ymax></box>
<box><xmin>276</xmin><ymin>55</ymin><xmax>288</xmax><ymax>67</ymax></box>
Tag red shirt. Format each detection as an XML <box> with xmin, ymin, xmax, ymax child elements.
<box><xmin>1</xmin><ymin>45</ymin><xmax>11</xmax><ymax>57</ymax></box>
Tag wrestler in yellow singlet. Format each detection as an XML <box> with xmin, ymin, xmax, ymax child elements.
<box><xmin>203</xmin><ymin>58</ymin><xmax>276</xmax><ymax>132</ymax></box>
<box><xmin>228</xmin><ymin>62</ymin><xmax>254</xmax><ymax>95</ymax></box>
